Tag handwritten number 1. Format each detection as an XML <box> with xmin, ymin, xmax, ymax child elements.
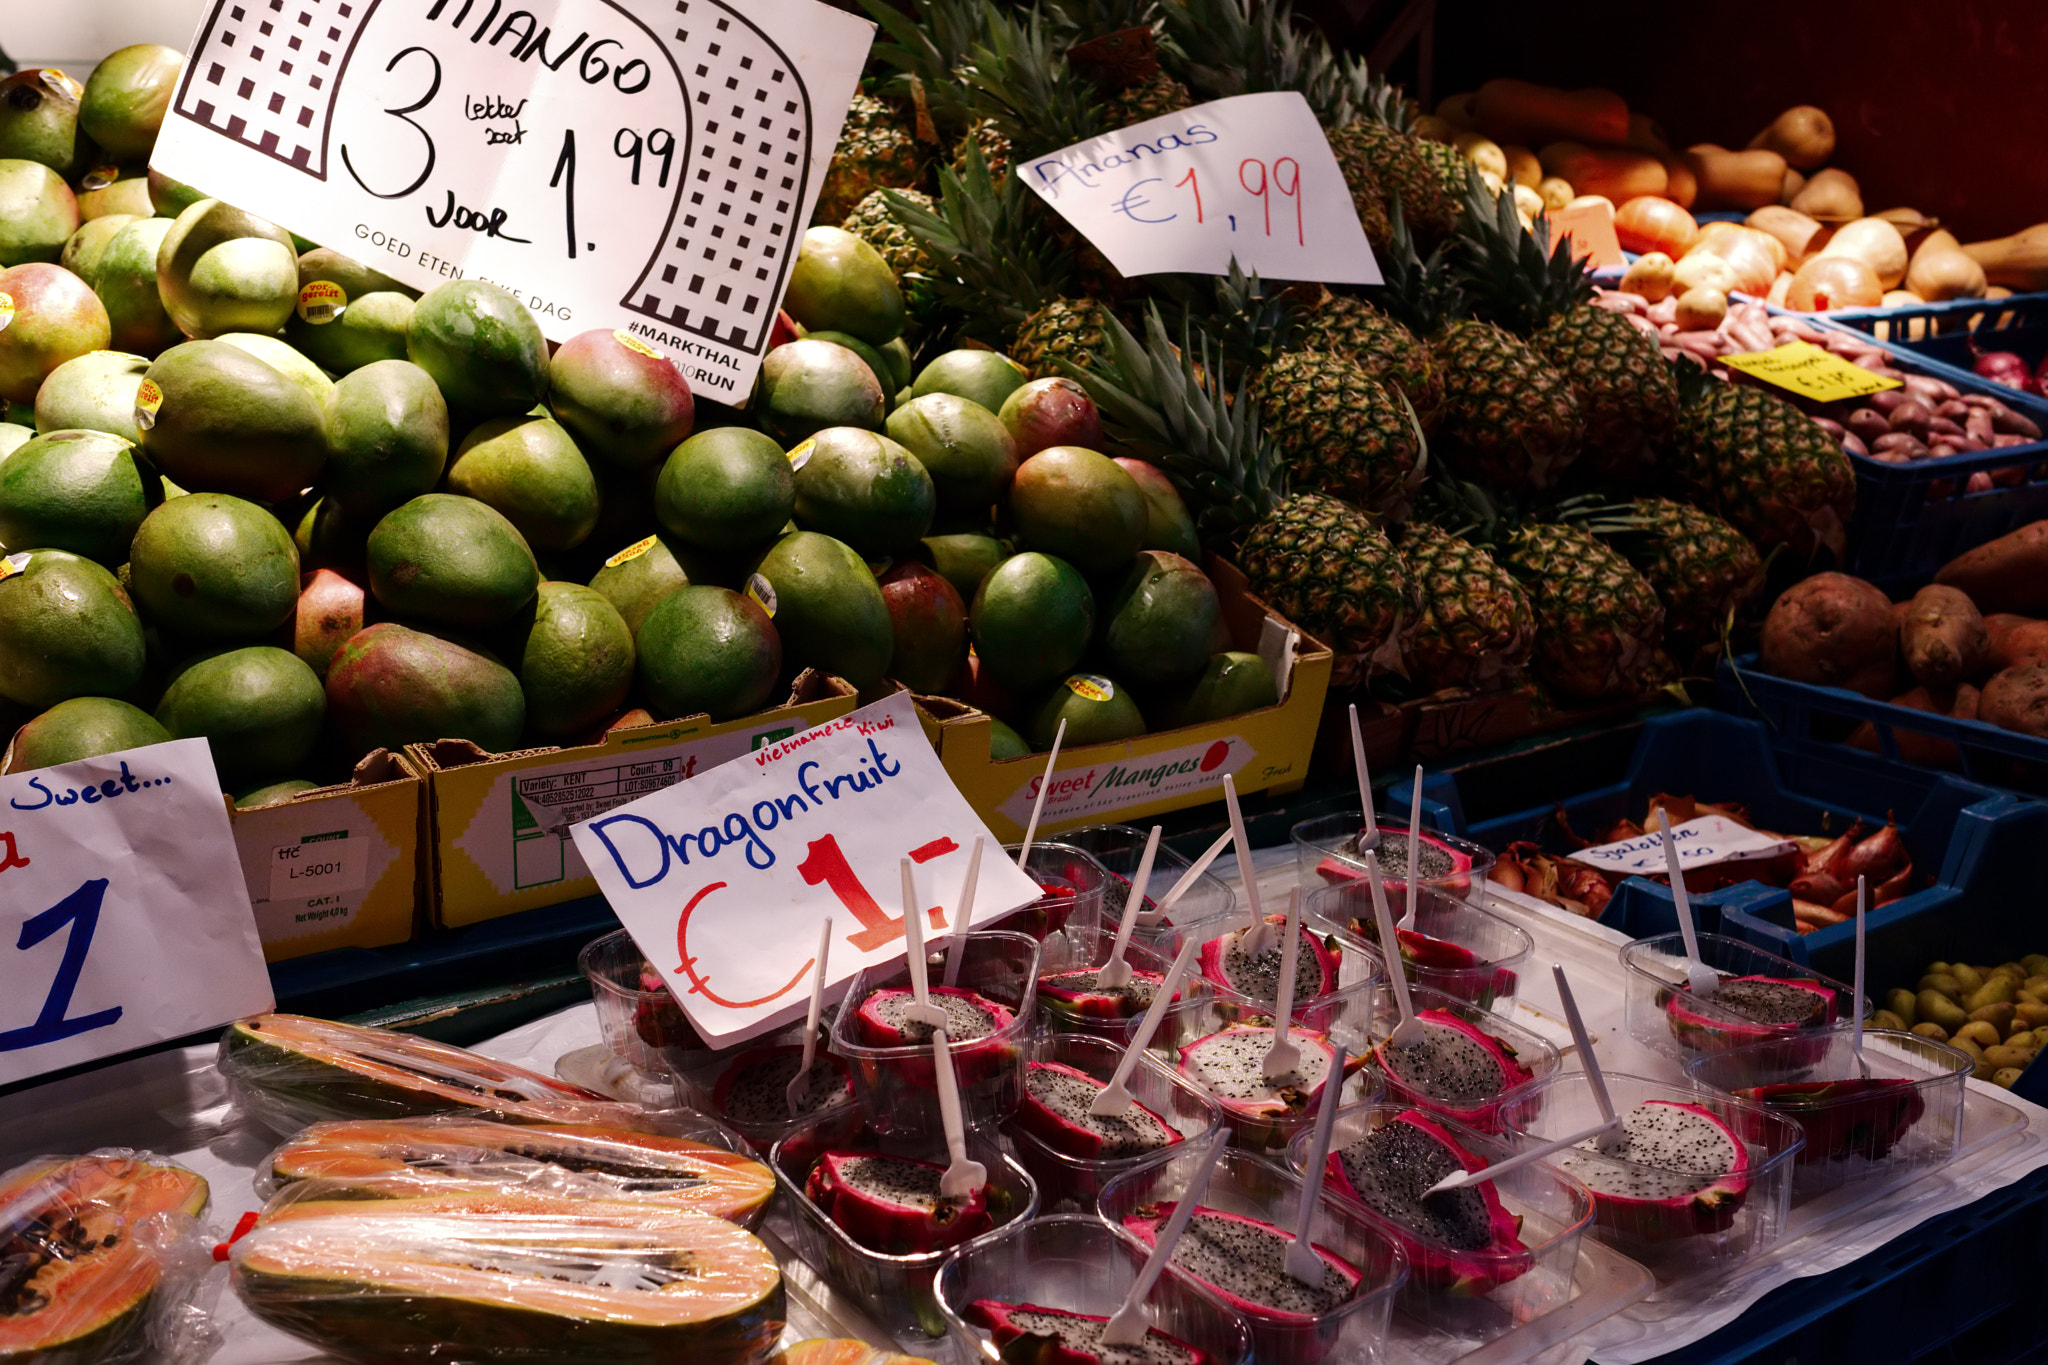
<box><xmin>551</xmin><ymin>129</ymin><xmax>579</xmax><ymax>259</ymax></box>
<box><xmin>340</xmin><ymin>46</ymin><xmax>440</xmax><ymax>200</ymax></box>
<box><xmin>1175</xmin><ymin>168</ymin><xmax>1203</xmax><ymax>223</ymax></box>
<box><xmin>797</xmin><ymin>834</ymin><xmax>953</xmax><ymax>952</ymax></box>
<box><xmin>0</xmin><ymin>880</ymin><xmax>122</xmax><ymax>1053</ymax></box>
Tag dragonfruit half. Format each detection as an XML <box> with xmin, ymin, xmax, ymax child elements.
<box><xmin>852</xmin><ymin>984</ymin><xmax>1019</xmax><ymax>1089</ymax></box>
<box><xmin>1038</xmin><ymin>967</ymin><xmax>1172</xmax><ymax>1022</ymax></box>
<box><xmin>803</xmin><ymin>1150</ymin><xmax>993</xmax><ymax>1255</ymax></box>
<box><xmin>1178</xmin><ymin>1025</ymin><xmax>1341</xmax><ymax>1152</ymax></box>
<box><xmin>1012</xmin><ymin>1060</ymin><xmax>1182</xmax><ymax>1161</ymax></box>
<box><xmin>1324</xmin><ymin>1109</ymin><xmax>1530</xmax><ymax>1296</ymax></box>
<box><xmin>1121</xmin><ymin>1204</ymin><xmax>1361</xmax><ymax>1365</ymax></box>
<box><xmin>709</xmin><ymin>1044</ymin><xmax>854</xmax><ymax>1126</ymax></box>
<box><xmin>631</xmin><ymin>963</ymin><xmax>706</xmax><ymax>1050</ymax></box>
<box><xmin>967</xmin><ymin>1300</ymin><xmax>1210</xmax><ymax>1365</ymax></box>
<box><xmin>1348</xmin><ymin>919</ymin><xmax>1517</xmax><ymax>1010</ymax></box>
<box><xmin>1317</xmin><ymin>827</ymin><xmax>1474</xmax><ymax>891</ymax></box>
<box><xmin>1736</xmin><ymin>1077</ymin><xmax>1926</xmax><ymax>1165</ymax></box>
<box><xmin>1373</xmin><ymin>1010</ymin><xmax>1535</xmax><ymax>1134</ymax></box>
<box><xmin>1197</xmin><ymin>915</ymin><xmax>1337</xmax><ymax>1005</ymax></box>
<box><xmin>1662</xmin><ymin>976</ymin><xmax>1837</xmax><ymax>1059</ymax></box>
<box><xmin>1550</xmin><ymin>1099</ymin><xmax>1751</xmax><ymax>1242</ymax></box>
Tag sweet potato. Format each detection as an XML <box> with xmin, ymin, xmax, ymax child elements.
<box><xmin>1901</xmin><ymin>584</ymin><xmax>1989</xmax><ymax>687</ymax></box>
<box><xmin>1979</xmin><ymin>662</ymin><xmax>2048</xmax><ymax>738</ymax></box>
<box><xmin>1760</xmin><ymin>573</ymin><xmax>1899</xmax><ymax>698</ymax></box>
<box><xmin>1990</xmin><ymin>619</ymin><xmax>2048</xmax><ymax>674</ymax></box>
<box><xmin>1848</xmin><ymin>683</ymin><xmax>1976</xmax><ymax>769</ymax></box>
<box><xmin>1934</xmin><ymin>522</ymin><xmax>2048</xmax><ymax>615</ymax></box>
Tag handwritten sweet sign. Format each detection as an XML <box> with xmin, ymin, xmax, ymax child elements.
<box><xmin>1565</xmin><ymin>814</ymin><xmax>1795</xmax><ymax>877</ymax></box>
<box><xmin>1019</xmin><ymin>92</ymin><xmax>1379</xmax><ymax>284</ymax></box>
<box><xmin>1724</xmin><ymin>340</ymin><xmax>1902</xmax><ymax>403</ymax></box>
<box><xmin>0</xmin><ymin>739</ymin><xmax>272</xmax><ymax>1086</ymax></box>
<box><xmin>570</xmin><ymin>692</ymin><xmax>1041</xmax><ymax>1047</ymax></box>
<box><xmin>149</xmin><ymin>0</ymin><xmax>874</xmax><ymax>399</ymax></box>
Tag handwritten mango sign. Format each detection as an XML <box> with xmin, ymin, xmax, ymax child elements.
<box><xmin>0</xmin><ymin>739</ymin><xmax>271</xmax><ymax>1085</ymax></box>
<box><xmin>571</xmin><ymin>692</ymin><xmax>1041</xmax><ymax>1047</ymax></box>
<box><xmin>1020</xmin><ymin>92</ymin><xmax>1379</xmax><ymax>283</ymax></box>
<box><xmin>149</xmin><ymin>0</ymin><xmax>872</xmax><ymax>399</ymax></box>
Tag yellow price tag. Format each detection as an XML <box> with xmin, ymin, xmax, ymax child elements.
<box><xmin>1722</xmin><ymin>340</ymin><xmax>1903</xmax><ymax>403</ymax></box>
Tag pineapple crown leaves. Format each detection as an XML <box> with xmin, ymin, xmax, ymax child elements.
<box><xmin>1668</xmin><ymin>352</ymin><xmax>1726</xmax><ymax>406</ymax></box>
<box><xmin>883</xmin><ymin>139</ymin><xmax>1072</xmax><ymax>335</ymax></box>
<box><xmin>958</xmin><ymin>5</ymin><xmax>1111</xmax><ymax>160</ymax></box>
<box><xmin>1159</xmin><ymin>0</ymin><xmax>1359</xmax><ymax>126</ymax></box>
<box><xmin>1364</xmin><ymin>197</ymin><xmax>1460</xmax><ymax>337</ymax></box>
<box><xmin>1153</xmin><ymin>259</ymin><xmax>1305</xmax><ymax>388</ymax></box>
<box><xmin>858</xmin><ymin>0</ymin><xmax>987</xmax><ymax>136</ymax></box>
<box><xmin>1064</xmin><ymin>304</ymin><xmax>1285</xmax><ymax>535</ymax></box>
<box><xmin>1452</xmin><ymin>175</ymin><xmax>1596</xmax><ymax>335</ymax></box>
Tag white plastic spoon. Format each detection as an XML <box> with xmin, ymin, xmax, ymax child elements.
<box><xmin>1658</xmin><ymin>809</ymin><xmax>1720</xmax><ymax>998</ymax></box>
<box><xmin>1138</xmin><ymin>830</ymin><xmax>1233</xmax><ymax>927</ymax></box>
<box><xmin>931</xmin><ymin>1027</ymin><xmax>987</xmax><ymax>1201</ymax></box>
<box><xmin>1424</xmin><ymin>1116</ymin><xmax>1625</xmax><ymax>1196</ymax></box>
<box><xmin>1349</xmin><ymin>704</ymin><xmax>1377</xmax><ymax>844</ymax></box>
<box><xmin>1366</xmin><ymin>857</ymin><xmax>1428</xmax><ymax>1048</ymax></box>
<box><xmin>1553</xmin><ymin>963</ymin><xmax>1619</xmax><ymax>1153</ymax></box>
<box><xmin>1398</xmin><ymin>766</ymin><xmax>1424</xmax><ymax>928</ymax></box>
<box><xmin>785</xmin><ymin>916</ymin><xmax>834</xmax><ymax>1118</ymax></box>
<box><xmin>1263</xmin><ymin>887</ymin><xmax>1305</xmax><ymax>1079</ymax></box>
<box><xmin>899</xmin><ymin>858</ymin><xmax>947</xmax><ymax>1029</ymax></box>
<box><xmin>1100</xmin><ymin>1131</ymin><xmax>1229</xmax><ymax>1348</ymax></box>
<box><xmin>1224</xmin><ymin>773</ymin><xmax>1273</xmax><ymax>957</ymax></box>
<box><xmin>1097</xmin><ymin>826</ymin><xmax>1161</xmax><ymax>992</ymax></box>
<box><xmin>1091</xmin><ymin>936</ymin><xmax>1200</xmax><ymax>1118</ymax></box>
<box><xmin>1014</xmin><ymin>718</ymin><xmax>1067</xmax><ymax>870</ymax></box>
<box><xmin>1284</xmin><ymin>1043</ymin><xmax>1348</xmax><ymax>1286</ymax></box>
<box><xmin>1853</xmin><ymin>874</ymin><xmax>1870</xmax><ymax>1077</ymax></box>
<box><xmin>942</xmin><ymin>836</ymin><xmax>984</xmax><ymax>990</ymax></box>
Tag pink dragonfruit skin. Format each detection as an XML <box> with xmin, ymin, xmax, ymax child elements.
<box><xmin>803</xmin><ymin>1149</ymin><xmax>993</xmax><ymax>1255</ymax></box>
<box><xmin>1011</xmin><ymin>1060</ymin><xmax>1183</xmax><ymax>1162</ymax></box>
<box><xmin>1569</xmin><ymin>1100</ymin><xmax>1751</xmax><ymax>1242</ymax></box>
<box><xmin>851</xmin><ymin>985</ymin><xmax>1020</xmax><ymax>1091</ymax></box>
<box><xmin>709</xmin><ymin>1044</ymin><xmax>852</xmax><ymax>1125</ymax></box>
<box><xmin>1038</xmin><ymin>968</ymin><xmax>1173</xmax><ymax>1022</ymax></box>
<box><xmin>1320</xmin><ymin>1111</ymin><xmax>1530</xmax><ymax>1297</ymax></box>
<box><xmin>1374</xmin><ymin>1009</ymin><xmax>1536</xmax><ymax>1135</ymax></box>
<box><xmin>1315</xmin><ymin>829</ymin><xmax>1475</xmax><ymax>891</ymax></box>
<box><xmin>967</xmin><ymin>1300</ymin><xmax>1212</xmax><ymax>1365</ymax></box>
<box><xmin>1662</xmin><ymin>976</ymin><xmax>1838</xmax><ymax>1061</ymax></box>
<box><xmin>1196</xmin><ymin>915</ymin><xmax>1339</xmax><ymax>1005</ymax></box>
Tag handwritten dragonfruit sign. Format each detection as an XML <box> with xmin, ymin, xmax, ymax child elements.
<box><xmin>1019</xmin><ymin>91</ymin><xmax>1380</xmax><ymax>283</ymax></box>
<box><xmin>0</xmin><ymin>739</ymin><xmax>272</xmax><ymax>1086</ymax></box>
<box><xmin>571</xmin><ymin>692</ymin><xmax>1041</xmax><ymax>1047</ymax></box>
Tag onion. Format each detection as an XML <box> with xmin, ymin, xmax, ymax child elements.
<box><xmin>2034</xmin><ymin>353</ymin><xmax>2048</xmax><ymax>398</ymax></box>
<box><xmin>1683</xmin><ymin>228</ymin><xmax>1778</xmax><ymax>295</ymax></box>
<box><xmin>1972</xmin><ymin>348</ymin><xmax>2032</xmax><ymax>390</ymax></box>
<box><xmin>1786</xmin><ymin>256</ymin><xmax>1882</xmax><ymax>311</ymax></box>
<box><xmin>1614</xmin><ymin>196</ymin><xmax>1698</xmax><ymax>257</ymax></box>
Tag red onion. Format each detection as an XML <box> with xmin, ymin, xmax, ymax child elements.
<box><xmin>2034</xmin><ymin>352</ymin><xmax>2048</xmax><ymax>398</ymax></box>
<box><xmin>1974</xmin><ymin>348</ymin><xmax>2032</xmax><ymax>389</ymax></box>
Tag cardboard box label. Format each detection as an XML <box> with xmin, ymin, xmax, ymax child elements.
<box><xmin>269</xmin><ymin>831</ymin><xmax>369</xmax><ymax>901</ymax></box>
<box><xmin>238</xmin><ymin>795</ymin><xmax>408</xmax><ymax>948</ymax></box>
<box><xmin>995</xmin><ymin>733</ymin><xmax>1253</xmax><ymax>829</ymax></box>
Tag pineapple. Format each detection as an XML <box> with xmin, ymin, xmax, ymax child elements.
<box><xmin>1335</xmin><ymin>71</ymin><xmax>1458</xmax><ymax>247</ymax></box>
<box><xmin>1369</xmin><ymin>201</ymin><xmax>1582</xmax><ymax>492</ymax></box>
<box><xmin>1413</xmin><ymin>136</ymin><xmax>1478</xmax><ymax>210</ymax></box>
<box><xmin>1609</xmin><ymin>498</ymin><xmax>1763</xmax><ymax>666</ymax></box>
<box><xmin>1496</xmin><ymin>521</ymin><xmax>1666</xmax><ymax>702</ymax></box>
<box><xmin>1322</xmin><ymin>123</ymin><xmax>1394</xmax><ymax>249</ymax></box>
<box><xmin>951</xmin><ymin>118</ymin><xmax>1013</xmax><ymax>181</ymax></box>
<box><xmin>1106</xmin><ymin>70</ymin><xmax>1193</xmax><ymax>125</ymax></box>
<box><xmin>815</xmin><ymin>94</ymin><xmax>923</xmax><ymax>226</ymax></box>
<box><xmin>1296</xmin><ymin>290</ymin><xmax>1444</xmax><ymax>432</ymax></box>
<box><xmin>1669</xmin><ymin>360</ymin><xmax>1855</xmax><ymax>563</ymax></box>
<box><xmin>842</xmin><ymin>189</ymin><xmax>935</xmax><ymax>277</ymax></box>
<box><xmin>1248</xmin><ymin>351</ymin><xmax>1423</xmax><ymax>515</ymax></box>
<box><xmin>1453</xmin><ymin>179</ymin><xmax>1679</xmax><ymax>484</ymax></box>
<box><xmin>1075</xmin><ymin>307</ymin><xmax>1414</xmax><ymax>681</ymax></box>
<box><xmin>1396</xmin><ymin>521</ymin><xmax>1536</xmax><ymax>692</ymax></box>
<box><xmin>1012</xmin><ymin>297</ymin><xmax>1116</xmax><ymax>378</ymax></box>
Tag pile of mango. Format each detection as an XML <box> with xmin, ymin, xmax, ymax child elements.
<box><xmin>1875</xmin><ymin>956</ymin><xmax>2048</xmax><ymax>1088</ymax></box>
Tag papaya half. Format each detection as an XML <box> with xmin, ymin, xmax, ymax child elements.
<box><xmin>265</xmin><ymin>1117</ymin><xmax>775</xmax><ymax>1228</ymax></box>
<box><xmin>0</xmin><ymin>1152</ymin><xmax>209</xmax><ymax>1365</ymax></box>
<box><xmin>232</xmin><ymin>1191</ymin><xmax>785</xmax><ymax>1364</ymax></box>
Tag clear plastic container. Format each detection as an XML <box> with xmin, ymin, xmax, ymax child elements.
<box><xmin>984</xmin><ymin>841</ymin><xmax>1109</xmax><ymax>942</ymax></box>
<box><xmin>768</xmin><ymin>1119</ymin><xmax>1040</xmax><ymax>1343</ymax></box>
<box><xmin>1498</xmin><ymin>1071</ymin><xmax>1804</xmax><ymax>1282</ymax></box>
<box><xmin>579</xmin><ymin>928</ymin><xmax>703</xmax><ymax>1083</ymax></box>
<box><xmin>1292</xmin><ymin>813</ymin><xmax>1496</xmax><ymax>895</ymax></box>
<box><xmin>1129</xmin><ymin>981</ymin><xmax>1385</xmax><ymax>1154</ymax></box>
<box><xmin>668</xmin><ymin>1018</ymin><xmax>864</xmax><ymax>1155</ymax></box>
<box><xmin>1620</xmin><ymin>933</ymin><xmax>1868</xmax><ymax>1067</ymax></box>
<box><xmin>1359</xmin><ymin>982</ymin><xmax>1560</xmax><ymax>1134</ymax></box>
<box><xmin>1284</xmin><ymin>1103</ymin><xmax>1593</xmax><ymax>1338</ymax></box>
<box><xmin>1096</xmin><ymin>1142</ymin><xmax>1408</xmax><ymax>1365</ymax></box>
<box><xmin>1034</xmin><ymin>920</ymin><xmax>1216</xmax><ymax>1039</ymax></box>
<box><xmin>827</xmin><ymin>929</ymin><xmax>1040</xmax><ymax>1135</ymax></box>
<box><xmin>1004</xmin><ymin>1031</ymin><xmax>1226</xmax><ymax>1211</ymax></box>
<box><xmin>934</xmin><ymin>1214</ymin><xmax>1254</xmax><ymax>1365</ymax></box>
<box><xmin>1302</xmin><ymin>880</ymin><xmax>1535</xmax><ymax>1012</ymax></box>
<box><xmin>1056</xmin><ymin>823</ymin><xmax>1239</xmax><ymax>949</ymax></box>
<box><xmin>1683</xmin><ymin>1024</ymin><xmax>1972</xmax><ymax>1199</ymax></box>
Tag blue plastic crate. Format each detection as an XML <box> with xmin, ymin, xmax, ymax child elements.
<box><xmin>1396</xmin><ymin>710</ymin><xmax>2046</xmax><ymax>992</ymax></box>
<box><xmin>1816</xmin><ymin>292</ymin><xmax>2048</xmax><ymax>406</ymax></box>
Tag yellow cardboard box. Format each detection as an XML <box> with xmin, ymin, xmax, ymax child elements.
<box><xmin>912</xmin><ymin>562</ymin><xmax>1332</xmax><ymax>842</ymax></box>
<box><xmin>411</xmin><ymin>671</ymin><xmax>860</xmax><ymax>928</ymax></box>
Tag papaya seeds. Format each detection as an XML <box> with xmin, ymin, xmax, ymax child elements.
<box><xmin>516</xmin><ymin>582</ymin><xmax>636</xmax><ymax>740</ymax></box>
<box><xmin>637</xmin><ymin>585</ymin><xmax>781</xmax><ymax>721</ymax></box>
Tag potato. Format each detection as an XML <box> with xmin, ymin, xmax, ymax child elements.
<box><xmin>1984</xmin><ymin>1044</ymin><xmax>2036</xmax><ymax>1070</ymax></box>
<box><xmin>1980</xmin><ymin>662</ymin><xmax>2048</xmax><ymax>739</ymax></box>
<box><xmin>1885</xmin><ymin>987</ymin><xmax>1919</xmax><ymax>1025</ymax></box>
<box><xmin>1901</xmin><ymin>584</ymin><xmax>1990</xmax><ymax>688</ymax></box>
<box><xmin>1911</xmin><ymin>1022</ymin><xmax>1949</xmax><ymax>1042</ymax></box>
<box><xmin>1994</xmin><ymin>1067</ymin><xmax>2025</xmax><ymax>1088</ymax></box>
<box><xmin>1817</xmin><ymin>218</ymin><xmax>1910</xmax><ymax>290</ymax></box>
<box><xmin>1917</xmin><ymin>990</ymin><xmax>1969</xmax><ymax>1034</ymax></box>
<box><xmin>1919</xmin><ymin>973</ymin><xmax>1963</xmax><ymax>998</ymax></box>
<box><xmin>1759</xmin><ymin>573</ymin><xmax>1899</xmax><ymax>698</ymax></box>
<box><xmin>1957</xmin><ymin>1020</ymin><xmax>2004</xmax><ymax>1049</ymax></box>
<box><xmin>1848</xmin><ymin>684</ymin><xmax>1975</xmax><ymax>769</ymax></box>
<box><xmin>1969</xmin><ymin>1001</ymin><xmax>2017</xmax><ymax>1033</ymax></box>
<box><xmin>1872</xmin><ymin>1010</ymin><xmax>1908</xmax><ymax>1030</ymax></box>
<box><xmin>1953</xmin><ymin>964</ymin><xmax>1985</xmax><ymax>993</ymax></box>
